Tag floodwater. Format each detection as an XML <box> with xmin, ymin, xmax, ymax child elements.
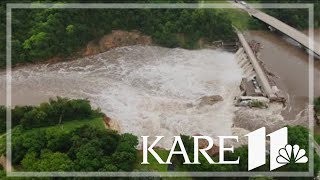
<box><xmin>1</xmin><ymin>29</ymin><xmax>319</xmax><ymax>147</ymax></box>
<box><xmin>0</xmin><ymin>46</ymin><xmax>244</xmax><ymax>148</ymax></box>
<box><xmin>245</xmin><ymin>29</ymin><xmax>320</xmax><ymax>125</ymax></box>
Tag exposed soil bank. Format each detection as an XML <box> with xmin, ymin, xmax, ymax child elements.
<box><xmin>4</xmin><ymin>30</ymin><xmax>153</xmax><ymax>72</ymax></box>
<box><xmin>83</xmin><ymin>30</ymin><xmax>153</xmax><ymax>56</ymax></box>
<box><xmin>7</xmin><ymin>30</ymin><xmax>226</xmax><ymax>72</ymax></box>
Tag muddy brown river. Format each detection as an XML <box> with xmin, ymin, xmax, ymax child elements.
<box><xmin>245</xmin><ymin>29</ymin><xmax>320</xmax><ymax>130</ymax></box>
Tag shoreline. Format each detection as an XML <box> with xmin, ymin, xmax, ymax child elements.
<box><xmin>0</xmin><ymin>30</ymin><xmax>154</xmax><ymax>72</ymax></box>
<box><xmin>1</xmin><ymin>29</ymin><xmax>236</xmax><ymax>73</ymax></box>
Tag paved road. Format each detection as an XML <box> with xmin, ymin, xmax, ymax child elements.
<box><xmin>232</xmin><ymin>2</ymin><xmax>320</xmax><ymax>57</ymax></box>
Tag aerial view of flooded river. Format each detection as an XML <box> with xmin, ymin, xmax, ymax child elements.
<box><xmin>0</xmin><ymin>29</ymin><xmax>319</xmax><ymax>147</ymax></box>
<box><xmin>0</xmin><ymin>46</ymin><xmax>245</xmax><ymax>148</ymax></box>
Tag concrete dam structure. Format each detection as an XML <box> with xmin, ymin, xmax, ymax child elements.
<box><xmin>234</xmin><ymin>29</ymin><xmax>286</xmax><ymax>103</ymax></box>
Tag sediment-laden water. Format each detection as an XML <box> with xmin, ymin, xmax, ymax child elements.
<box><xmin>2</xmin><ymin>29</ymin><xmax>317</xmax><ymax>147</ymax></box>
<box><xmin>0</xmin><ymin>46</ymin><xmax>245</xmax><ymax>148</ymax></box>
<box><xmin>245</xmin><ymin>30</ymin><xmax>320</xmax><ymax>123</ymax></box>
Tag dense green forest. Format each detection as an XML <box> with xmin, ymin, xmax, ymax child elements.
<box><xmin>11</xmin><ymin>125</ymin><xmax>138</xmax><ymax>172</ymax></box>
<box><xmin>1</xmin><ymin>0</ymin><xmax>318</xmax><ymax>69</ymax></box>
<box><xmin>0</xmin><ymin>98</ymin><xmax>138</xmax><ymax>176</ymax></box>
<box><xmin>0</xmin><ymin>0</ymin><xmax>237</xmax><ymax>69</ymax></box>
<box><xmin>0</xmin><ymin>0</ymin><xmax>320</xmax><ymax>68</ymax></box>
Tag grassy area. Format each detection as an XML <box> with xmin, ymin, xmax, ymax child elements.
<box><xmin>134</xmin><ymin>149</ymin><xmax>193</xmax><ymax>179</ymax></box>
<box><xmin>224</xmin><ymin>9</ymin><xmax>252</xmax><ymax>31</ymax></box>
<box><xmin>201</xmin><ymin>0</ymin><xmax>252</xmax><ymax>31</ymax></box>
<box><xmin>134</xmin><ymin>149</ymin><xmax>170</xmax><ymax>172</ymax></box>
<box><xmin>34</xmin><ymin>117</ymin><xmax>105</xmax><ymax>133</ymax></box>
<box><xmin>208</xmin><ymin>0</ymin><xmax>260</xmax><ymax>31</ymax></box>
<box><xmin>213</xmin><ymin>4</ymin><xmax>252</xmax><ymax>32</ymax></box>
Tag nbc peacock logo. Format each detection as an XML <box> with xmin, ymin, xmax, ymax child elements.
<box><xmin>276</xmin><ymin>144</ymin><xmax>308</xmax><ymax>164</ymax></box>
<box><xmin>246</xmin><ymin>127</ymin><xmax>309</xmax><ymax>171</ymax></box>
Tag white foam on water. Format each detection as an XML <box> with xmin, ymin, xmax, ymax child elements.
<box><xmin>0</xmin><ymin>45</ymin><xmax>244</xmax><ymax>149</ymax></box>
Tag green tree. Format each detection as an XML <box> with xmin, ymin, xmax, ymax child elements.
<box><xmin>12</xmin><ymin>128</ymin><xmax>47</xmax><ymax>164</ymax></box>
<box><xmin>45</xmin><ymin>128</ymin><xmax>72</xmax><ymax>152</ymax></box>
<box><xmin>22</xmin><ymin>150</ymin><xmax>74</xmax><ymax>171</ymax></box>
<box><xmin>74</xmin><ymin>140</ymin><xmax>104</xmax><ymax>171</ymax></box>
<box><xmin>21</xmin><ymin>108</ymin><xmax>47</xmax><ymax>129</ymax></box>
<box><xmin>0</xmin><ymin>106</ymin><xmax>5</xmax><ymax>133</ymax></box>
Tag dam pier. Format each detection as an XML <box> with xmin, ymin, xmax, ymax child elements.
<box><xmin>234</xmin><ymin>29</ymin><xmax>286</xmax><ymax>105</ymax></box>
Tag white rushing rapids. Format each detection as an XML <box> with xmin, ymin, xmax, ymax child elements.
<box><xmin>0</xmin><ymin>45</ymin><xmax>246</xmax><ymax>148</ymax></box>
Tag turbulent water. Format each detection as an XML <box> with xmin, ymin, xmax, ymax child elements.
<box><xmin>0</xmin><ymin>45</ymin><xmax>247</xmax><ymax>148</ymax></box>
<box><xmin>1</xmin><ymin>30</ymin><xmax>318</xmax><ymax>147</ymax></box>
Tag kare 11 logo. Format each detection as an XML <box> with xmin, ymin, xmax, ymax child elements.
<box><xmin>141</xmin><ymin>127</ymin><xmax>308</xmax><ymax>171</ymax></box>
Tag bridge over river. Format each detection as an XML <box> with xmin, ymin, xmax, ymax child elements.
<box><xmin>232</xmin><ymin>2</ymin><xmax>320</xmax><ymax>57</ymax></box>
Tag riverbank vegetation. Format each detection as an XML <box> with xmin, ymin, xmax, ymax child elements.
<box><xmin>216</xmin><ymin>6</ymin><xmax>265</xmax><ymax>31</ymax></box>
<box><xmin>0</xmin><ymin>97</ymin><xmax>102</xmax><ymax>134</ymax></box>
<box><xmin>135</xmin><ymin>149</ymin><xmax>170</xmax><ymax>172</ymax></box>
<box><xmin>9</xmin><ymin>125</ymin><xmax>138</xmax><ymax>172</ymax></box>
<box><xmin>0</xmin><ymin>98</ymin><xmax>138</xmax><ymax>175</ymax></box>
<box><xmin>0</xmin><ymin>0</ymin><xmax>238</xmax><ymax>69</ymax></box>
<box><xmin>1</xmin><ymin>0</ymin><xmax>319</xmax><ymax>69</ymax></box>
